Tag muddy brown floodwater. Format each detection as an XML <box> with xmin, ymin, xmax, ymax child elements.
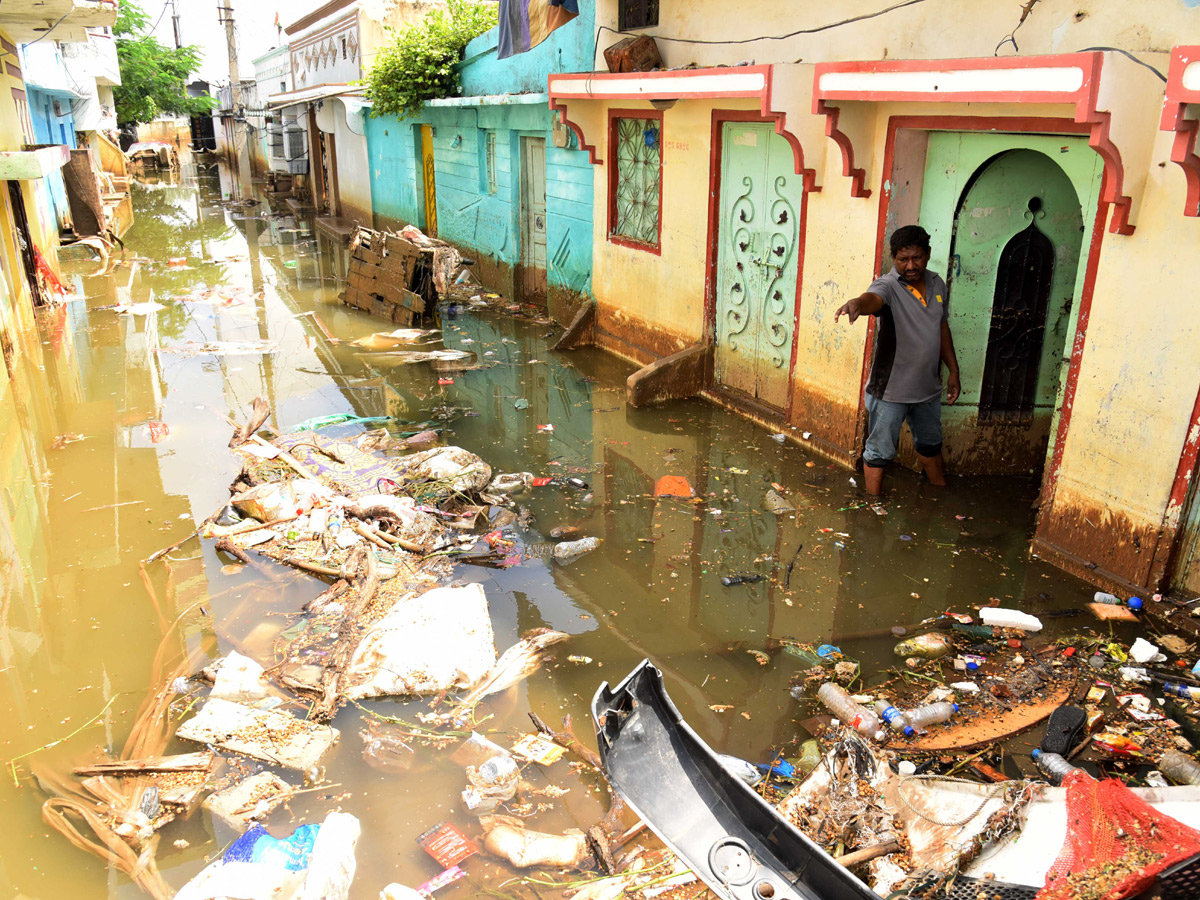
<box><xmin>0</xmin><ymin>163</ymin><xmax>1101</xmax><ymax>899</ymax></box>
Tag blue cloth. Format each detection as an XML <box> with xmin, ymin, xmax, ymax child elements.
<box><xmin>863</xmin><ymin>393</ymin><xmax>943</xmax><ymax>466</ymax></box>
<box><xmin>498</xmin><ymin>0</ymin><xmax>580</xmax><ymax>59</ymax></box>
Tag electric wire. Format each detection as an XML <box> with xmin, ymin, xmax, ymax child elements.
<box><xmin>1076</xmin><ymin>46</ymin><xmax>1166</xmax><ymax>82</ymax></box>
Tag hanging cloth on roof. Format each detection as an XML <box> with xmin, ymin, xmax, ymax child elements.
<box><xmin>497</xmin><ymin>0</ymin><xmax>579</xmax><ymax>59</ymax></box>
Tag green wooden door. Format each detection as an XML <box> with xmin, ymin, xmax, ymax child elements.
<box><xmin>917</xmin><ymin>133</ymin><xmax>1102</xmax><ymax>472</ymax></box>
<box><xmin>714</xmin><ymin>123</ymin><xmax>802</xmax><ymax>410</ymax></box>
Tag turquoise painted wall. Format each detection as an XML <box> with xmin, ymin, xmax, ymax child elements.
<box><xmin>368</xmin><ymin>104</ymin><xmax>593</xmax><ymax>296</ymax></box>
<box><xmin>459</xmin><ymin>2</ymin><xmax>595</xmax><ymax>96</ymax></box>
<box><xmin>365</xmin><ymin>6</ymin><xmax>595</xmax><ymax>299</ymax></box>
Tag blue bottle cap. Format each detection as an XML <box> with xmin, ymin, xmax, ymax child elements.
<box><xmin>1128</xmin><ymin>596</ymin><xmax>1143</xmax><ymax>610</ymax></box>
<box><xmin>966</xmin><ymin>661</ymin><xmax>979</xmax><ymax>671</ymax></box>
<box><xmin>903</xmin><ymin>726</ymin><xmax>915</xmax><ymax>738</ymax></box>
<box><xmin>951</xmin><ymin>703</ymin><xmax>959</xmax><ymax>712</ymax></box>
<box><xmin>1032</xmin><ymin>749</ymin><xmax>1043</xmax><ymax>760</ymax></box>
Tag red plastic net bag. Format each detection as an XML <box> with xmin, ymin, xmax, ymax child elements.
<box><xmin>1037</xmin><ymin>770</ymin><xmax>1200</xmax><ymax>900</ymax></box>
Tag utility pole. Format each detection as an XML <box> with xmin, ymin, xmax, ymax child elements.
<box><xmin>219</xmin><ymin>1</ymin><xmax>254</xmax><ymax>200</ymax></box>
<box><xmin>170</xmin><ymin>0</ymin><xmax>181</xmax><ymax>49</ymax></box>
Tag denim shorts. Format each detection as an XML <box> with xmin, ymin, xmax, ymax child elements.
<box><xmin>863</xmin><ymin>393</ymin><xmax>943</xmax><ymax>467</ymax></box>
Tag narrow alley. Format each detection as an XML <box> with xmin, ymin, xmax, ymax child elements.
<box><xmin>0</xmin><ymin>157</ymin><xmax>1186</xmax><ymax>900</ymax></box>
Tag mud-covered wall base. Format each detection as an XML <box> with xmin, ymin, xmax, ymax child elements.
<box><xmin>594</xmin><ymin>304</ymin><xmax>694</xmax><ymax>369</ymax></box>
<box><xmin>787</xmin><ymin>385</ymin><xmax>861</xmax><ymax>469</ymax></box>
<box><xmin>1035</xmin><ymin>486</ymin><xmax>1166</xmax><ymax>591</ymax></box>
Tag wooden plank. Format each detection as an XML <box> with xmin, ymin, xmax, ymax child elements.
<box><xmin>73</xmin><ymin>751</ymin><xmax>216</xmax><ymax>777</ymax></box>
<box><xmin>887</xmin><ymin>681</ymin><xmax>1074</xmax><ymax>752</ymax></box>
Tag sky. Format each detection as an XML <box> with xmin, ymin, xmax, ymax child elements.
<box><xmin>139</xmin><ymin>0</ymin><xmax>329</xmax><ymax>85</ymax></box>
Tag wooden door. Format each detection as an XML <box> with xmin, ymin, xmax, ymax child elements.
<box><xmin>713</xmin><ymin>122</ymin><xmax>802</xmax><ymax>410</ymax></box>
<box><xmin>520</xmin><ymin>136</ymin><xmax>548</xmax><ymax>304</ymax></box>
<box><xmin>420</xmin><ymin>124</ymin><xmax>437</xmax><ymax>237</ymax></box>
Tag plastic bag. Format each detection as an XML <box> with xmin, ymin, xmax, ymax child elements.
<box><xmin>175</xmin><ymin>812</ymin><xmax>360</xmax><ymax>900</ymax></box>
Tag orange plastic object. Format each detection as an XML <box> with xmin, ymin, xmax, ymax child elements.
<box><xmin>654</xmin><ymin>476</ymin><xmax>694</xmax><ymax>498</ymax></box>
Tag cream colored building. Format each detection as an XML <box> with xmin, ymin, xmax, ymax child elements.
<box><xmin>549</xmin><ymin>1</ymin><xmax>1200</xmax><ymax>597</ymax></box>
<box><xmin>273</xmin><ymin>0</ymin><xmax>445</xmax><ymax>227</ymax></box>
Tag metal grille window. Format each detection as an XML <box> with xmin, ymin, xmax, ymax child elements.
<box><xmin>610</xmin><ymin>115</ymin><xmax>661</xmax><ymax>250</ymax></box>
<box><xmin>619</xmin><ymin>0</ymin><xmax>659</xmax><ymax>30</ymax></box>
<box><xmin>485</xmin><ymin>131</ymin><xmax>497</xmax><ymax>194</ymax></box>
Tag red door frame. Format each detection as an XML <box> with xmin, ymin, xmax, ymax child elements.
<box><xmin>704</xmin><ymin>109</ymin><xmax>809</xmax><ymax>417</ymax></box>
<box><xmin>862</xmin><ymin>115</ymin><xmax>1110</xmax><ymax>512</ymax></box>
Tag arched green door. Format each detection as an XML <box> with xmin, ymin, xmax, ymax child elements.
<box><xmin>918</xmin><ymin>137</ymin><xmax>1097</xmax><ymax>474</ymax></box>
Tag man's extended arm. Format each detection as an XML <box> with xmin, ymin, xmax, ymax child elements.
<box><xmin>940</xmin><ymin>319</ymin><xmax>960</xmax><ymax>404</ymax></box>
<box><xmin>834</xmin><ymin>292</ymin><xmax>884</xmax><ymax>324</ymax></box>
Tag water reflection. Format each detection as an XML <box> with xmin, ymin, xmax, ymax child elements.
<box><xmin>0</xmin><ymin>164</ymin><xmax>1091</xmax><ymax>899</ymax></box>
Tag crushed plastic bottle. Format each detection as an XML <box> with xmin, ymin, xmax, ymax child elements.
<box><xmin>1158</xmin><ymin>750</ymin><xmax>1200</xmax><ymax>786</ymax></box>
<box><xmin>552</xmin><ymin>536</ymin><xmax>600</xmax><ymax>565</ymax></box>
<box><xmin>816</xmin><ymin>683</ymin><xmax>886</xmax><ymax>740</ymax></box>
<box><xmin>899</xmin><ymin>701</ymin><xmax>958</xmax><ymax>737</ymax></box>
<box><xmin>717</xmin><ymin>754</ymin><xmax>763</xmax><ymax>787</ymax></box>
<box><xmin>1032</xmin><ymin>749</ymin><xmax>1079</xmax><ymax>786</ymax></box>
<box><xmin>874</xmin><ymin>700</ymin><xmax>912</xmax><ymax>734</ymax></box>
<box><xmin>893</xmin><ymin>632</ymin><xmax>951</xmax><ymax>659</ymax></box>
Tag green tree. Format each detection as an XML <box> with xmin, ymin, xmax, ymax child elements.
<box><xmin>113</xmin><ymin>1</ymin><xmax>214</xmax><ymax>128</ymax></box>
<box><xmin>362</xmin><ymin>0</ymin><xmax>498</xmax><ymax>119</ymax></box>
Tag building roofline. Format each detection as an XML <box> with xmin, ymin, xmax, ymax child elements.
<box><xmin>285</xmin><ymin>0</ymin><xmax>356</xmax><ymax>37</ymax></box>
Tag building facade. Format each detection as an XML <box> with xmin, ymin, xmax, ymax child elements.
<box><xmin>0</xmin><ymin>0</ymin><xmax>119</xmax><ymax>355</ymax></box>
<box><xmin>273</xmin><ymin>0</ymin><xmax>442</xmax><ymax>226</ymax></box>
<box><xmin>364</xmin><ymin>0</ymin><xmax>595</xmax><ymax>314</ymax></box>
<box><xmin>252</xmin><ymin>44</ymin><xmax>292</xmax><ymax>177</ymax></box>
<box><xmin>543</xmin><ymin>0</ymin><xmax>1200</xmax><ymax>599</ymax></box>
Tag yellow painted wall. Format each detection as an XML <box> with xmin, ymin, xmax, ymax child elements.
<box><xmin>593</xmin><ymin>0</ymin><xmax>1182</xmax><ymax>70</ymax></box>
<box><xmin>590</xmin><ymin>98</ymin><xmax>761</xmax><ymax>363</ymax></box>
<box><xmin>581</xmin><ymin>13</ymin><xmax>1200</xmax><ymax>589</ymax></box>
<box><xmin>0</xmin><ymin>25</ymin><xmax>50</xmax><ymax>339</ymax></box>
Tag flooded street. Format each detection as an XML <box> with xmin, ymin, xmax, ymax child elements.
<box><xmin>0</xmin><ymin>163</ymin><xmax>1102</xmax><ymax>899</ymax></box>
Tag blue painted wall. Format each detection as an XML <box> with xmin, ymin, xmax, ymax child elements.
<box><xmin>27</xmin><ymin>87</ymin><xmax>74</xmax><ymax>232</ymax></box>
<box><xmin>365</xmin><ymin>5</ymin><xmax>595</xmax><ymax>302</ymax></box>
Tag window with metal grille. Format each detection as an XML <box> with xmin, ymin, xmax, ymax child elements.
<box><xmin>485</xmin><ymin>131</ymin><xmax>497</xmax><ymax>194</ymax></box>
<box><xmin>609</xmin><ymin>114</ymin><xmax>662</xmax><ymax>250</ymax></box>
<box><xmin>619</xmin><ymin>0</ymin><xmax>659</xmax><ymax>30</ymax></box>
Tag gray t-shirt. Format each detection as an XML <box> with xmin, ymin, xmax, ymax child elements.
<box><xmin>865</xmin><ymin>268</ymin><xmax>948</xmax><ymax>404</ymax></box>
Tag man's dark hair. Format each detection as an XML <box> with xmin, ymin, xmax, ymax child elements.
<box><xmin>889</xmin><ymin>224</ymin><xmax>931</xmax><ymax>256</ymax></box>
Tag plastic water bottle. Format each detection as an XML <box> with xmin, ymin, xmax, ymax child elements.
<box><xmin>898</xmin><ymin>701</ymin><xmax>958</xmax><ymax>737</ymax></box>
<box><xmin>1032</xmin><ymin>749</ymin><xmax>1079</xmax><ymax>785</ymax></box>
<box><xmin>874</xmin><ymin>700</ymin><xmax>912</xmax><ymax>734</ymax></box>
<box><xmin>1094</xmin><ymin>591</ymin><xmax>1121</xmax><ymax>604</ymax></box>
<box><xmin>816</xmin><ymin>684</ymin><xmax>886</xmax><ymax>740</ymax></box>
<box><xmin>717</xmin><ymin>754</ymin><xmax>764</xmax><ymax>787</ymax></box>
<box><xmin>1163</xmin><ymin>682</ymin><xmax>1200</xmax><ymax>703</ymax></box>
<box><xmin>1158</xmin><ymin>750</ymin><xmax>1200</xmax><ymax>786</ymax></box>
<box><xmin>979</xmin><ymin>608</ymin><xmax>1043</xmax><ymax>632</ymax></box>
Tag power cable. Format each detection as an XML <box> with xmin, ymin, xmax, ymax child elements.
<box><xmin>601</xmin><ymin>0</ymin><xmax>928</xmax><ymax>47</ymax></box>
<box><xmin>1076</xmin><ymin>46</ymin><xmax>1166</xmax><ymax>82</ymax></box>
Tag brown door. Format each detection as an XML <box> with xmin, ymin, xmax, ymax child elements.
<box><xmin>7</xmin><ymin>181</ymin><xmax>45</xmax><ymax>306</ymax></box>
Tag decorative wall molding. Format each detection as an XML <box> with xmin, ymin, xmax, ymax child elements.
<box><xmin>548</xmin><ymin>65</ymin><xmax>819</xmax><ymax>189</ymax></box>
<box><xmin>813</xmin><ymin>52</ymin><xmax>1162</xmax><ymax>234</ymax></box>
<box><xmin>1160</xmin><ymin>45</ymin><xmax>1200</xmax><ymax>218</ymax></box>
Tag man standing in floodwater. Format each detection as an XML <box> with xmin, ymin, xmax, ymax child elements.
<box><xmin>834</xmin><ymin>224</ymin><xmax>961</xmax><ymax>496</ymax></box>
